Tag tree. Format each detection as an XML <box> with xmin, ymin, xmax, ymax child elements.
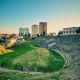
<box><xmin>76</xmin><ymin>27</ymin><xmax>80</xmax><ymax>33</ymax></box>
<box><xmin>43</xmin><ymin>31</ymin><xmax>46</xmax><ymax>36</ymax></box>
<box><xmin>28</xmin><ymin>33</ymin><xmax>31</xmax><ymax>37</ymax></box>
<box><xmin>37</xmin><ymin>34</ymin><xmax>40</xmax><ymax>37</ymax></box>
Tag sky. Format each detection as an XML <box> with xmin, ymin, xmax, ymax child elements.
<box><xmin>0</xmin><ymin>0</ymin><xmax>80</xmax><ymax>34</ymax></box>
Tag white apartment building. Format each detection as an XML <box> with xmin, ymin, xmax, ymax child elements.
<box><xmin>58</xmin><ymin>27</ymin><xmax>80</xmax><ymax>35</ymax></box>
<box><xmin>19</xmin><ymin>28</ymin><xmax>29</xmax><ymax>36</ymax></box>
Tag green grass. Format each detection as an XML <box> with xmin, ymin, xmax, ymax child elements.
<box><xmin>0</xmin><ymin>41</ymin><xmax>33</xmax><ymax>68</ymax></box>
<box><xmin>0</xmin><ymin>72</ymin><xmax>34</xmax><ymax>80</ymax></box>
<box><xmin>0</xmin><ymin>41</ymin><xmax>65</xmax><ymax>72</ymax></box>
<box><xmin>0</xmin><ymin>71</ymin><xmax>60</xmax><ymax>80</ymax></box>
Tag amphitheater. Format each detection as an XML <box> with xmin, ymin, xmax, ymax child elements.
<box><xmin>33</xmin><ymin>35</ymin><xmax>80</xmax><ymax>80</ymax></box>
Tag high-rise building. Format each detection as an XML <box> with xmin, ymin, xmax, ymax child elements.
<box><xmin>32</xmin><ymin>24</ymin><xmax>38</xmax><ymax>36</ymax></box>
<box><xmin>19</xmin><ymin>27</ymin><xmax>29</xmax><ymax>36</ymax></box>
<box><xmin>39</xmin><ymin>22</ymin><xmax>47</xmax><ymax>35</ymax></box>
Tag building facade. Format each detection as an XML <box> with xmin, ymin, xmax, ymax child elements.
<box><xmin>39</xmin><ymin>22</ymin><xmax>47</xmax><ymax>35</ymax></box>
<box><xmin>19</xmin><ymin>28</ymin><xmax>29</xmax><ymax>36</ymax></box>
<box><xmin>58</xmin><ymin>27</ymin><xmax>80</xmax><ymax>35</ymax></box>
<box><xmin>32</xmin><ymin>24</ymin><xmax>38</xmax><ymax>36</ymax></box>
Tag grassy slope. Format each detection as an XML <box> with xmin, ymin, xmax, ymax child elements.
<box><xmin>12</xmin><ymin>47</ymin><xmax>64</xmax><ymax>72</ymax></box>
<box><xmin>0</xmin><ymin>71</ymin><xmax>60</xmax><ymax>80</ymax></box>
<box><xmin>0</xmin><ymin>41</ymin><xmax>33</xmax><ymax>68</ymax></box>
<box><xmin>0</xmin><ymin>41</ymin><xmax>64</xmax><ymax>72</ymax></box>
<box><xmin>0</xmin><ymin>40</ymin><xmax>64</xmax><ymax>80</ymax></box>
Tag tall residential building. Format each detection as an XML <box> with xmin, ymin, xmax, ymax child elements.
<box><xmin>32</xmin><ymin>24</ymin><xmax>38</xmax><ymax>35</ymax></box>
<box><xmin>19</xmin><ymin>27</ymin><xmax>29</xmax><ymax>36</ymax></box>
<box><xmin>39</xmin><ymin>22</ymin><xmax>47</xmax><ymax>35</ymax></box>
